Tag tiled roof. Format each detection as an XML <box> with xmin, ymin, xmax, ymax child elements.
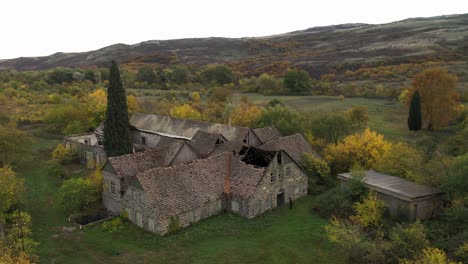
<box><xmin>136</xmin><ymin>152</ymin><xmax>266</xmax><ymax>219</ymax></box>
<box><xmin>252</xmin><ymin>126</ymin><xmax>282</xmax><ymax>144</ymax></box>
<box><xmin>230</xmin><ymin>156</ymin><xmax>266</xmax><ymax>198</ymax></box>
<box><xmin>136</xmin><ymin>153</ymin><xmax>228</xmax><ymax>219</ymax></box>
<box><xmin>106</xmin><ymin>143</ymin><xmax>182</xmax><ymax>190</ymax></box>
<box><xmin>207</xmin><ymin>141</ymin><xmax>246</xmax><ymax>157</ymax></box>
<box><xmin>260</xmin><ymin>133</ymin><xmax>320</xmax><ymax>162</ymax></box>
<box><xmin>188</xmin><ymin>130</ymin><xmax>227</xmax><ymax>157</ymax></box>
<box><xmin>129</xmin><ymin>113</ymin><xmax>251</xmax><ymax>142</ymax></box>
<box><xmin>338</xmin><ymin>170</ymin><xmax>443</xmax><ymax>200</ymax></box>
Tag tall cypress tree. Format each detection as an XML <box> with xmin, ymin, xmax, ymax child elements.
<box><xmin>408</xmin><ymin>90</ymin><xmax>422</xmax><ymax>132</ymax></box>
<box><xmin>103</xmin><ymin>61</ymin><xmax>133</xmax><ymax>157</ymax></box>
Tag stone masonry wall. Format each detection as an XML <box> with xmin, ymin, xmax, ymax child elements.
<box><xmin>244</xmin><ymin>151</ymin><xmax>308</xmax><ymax>218</ymax></box>
<box><xmin>102</xmin><ymin>170</ymin><xmax>123</xmax><ymax>214</ymax></box>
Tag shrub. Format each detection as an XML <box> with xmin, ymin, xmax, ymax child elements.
<box><xmin>312</xmin><ymin>187</ymin><xmax>354</xmax><ymax>218</ymax></box>
<box><xmin>301</xmin><ymin>153</ymin><xmax>332</xmax><ymax>194</ymax></box>
<box><xmin>51</xmin><ymin>143</ymin><xmax>77</xmax><ymax>164</ymax></box>
<box><xmin>102</xmin><ymin>217</ymin><xmax>125</xmax><ymax>233</ymax></box>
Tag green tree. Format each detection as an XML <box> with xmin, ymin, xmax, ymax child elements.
<box><xmin>103</xmin><ymin>61</ymin><xmax>133</xmax><ymax>157</ymax></box>
<box><xmin>256</xmin><ymin>73</ymin><xmax>283</xmax><ymax>95</ymax></box>
<box><xmin>283</xmin><ymin>69</ymin><xmax>311</xmax><ymax>95</ymax></box>
<box><xmin>349</xmin><ymin>106</ymin><xmax>369</xmax><ymax>129</ymax></box>
<box><xmin>388</xmin><ymin>221</ymin><xmax>429</xmax><ymax>262</ymax></box>
<box><xmin>136</xmin><ymin>65</ymin><xmax>157</xmax><ymax>84</ymax></box>
<box><xmin>301</xmin><ymin>153</ymin><xmax>331</xmax><ymax>194</ymax></box>
<box><xmin>408</xmin><ymin>91</ymin><xmax>422</xmax><ymax>132</ymax></box>
<box><xmin>58</xmin><ymin>178</ymin><xmax>100</xmax><ymax>215</ymax></box>
<box><xmin>310</xmin><ymin>112</ymin><xmax>353</xmax><ymax>145</ymax></box>
<box><xmin>256</xmin><ymin>105</ymin><xmax>304</xmax><ymax>135</ymax></box>
<box><xmin>201</xmin><ymin>64</ymin><xmax>235</xmax><ymax>85</ymax></box>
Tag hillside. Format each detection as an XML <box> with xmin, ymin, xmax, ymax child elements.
<box><xmin>1</xmin><ymin>14</ymin><xmax>467</xmax><ymax>77</ymax></box>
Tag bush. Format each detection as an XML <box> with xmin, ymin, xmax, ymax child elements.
<box><xmin>102</xmin><ymin>217</ymin><xmax>125</xmax><ymax>233</ymax></box>
<box><xmin>51</xmin><ymin>144</ymin><xmax>77</xmax><ymax>164</ymax></box>
<box><xmin>312</xmin><ymin>187</ymin><xmax>354</xmax><ymax>218</ymax></box>
<box><xmin>301</xmin><ymin>153</ymin><xmax>332</xmax><ymax>194</ymax></box>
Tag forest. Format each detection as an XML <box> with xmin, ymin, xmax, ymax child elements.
<box><xmin>0</xmin><ymin>60</ymin><xmax>467</xmax><ymax>263</ymax></box>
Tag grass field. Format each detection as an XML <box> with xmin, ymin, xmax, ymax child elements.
<box><xmin>17</xmin><ymin>132</ymin><xmax>342</xmax><ymax>264</ymax></box>
<box><xmin>233</xmin><ymin>93</ymin><xmax>460</xmax><ymax>143</ymax></box>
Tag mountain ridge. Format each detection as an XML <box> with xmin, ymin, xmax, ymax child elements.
<box><xmin>1</xmin><ymin>13</ymin><xmax>467</xmax><ymax>76</ymax></box>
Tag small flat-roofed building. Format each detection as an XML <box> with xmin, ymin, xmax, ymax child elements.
<box><xmin>338</xmin><ymin>170</ymin><xmax>443</xmax><ymax>220</ymax></box>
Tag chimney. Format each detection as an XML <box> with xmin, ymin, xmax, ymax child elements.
<box><xmin>224</xmin><ymin>153</ymin><xmax>231</xmax><ymax>196</ymax></box>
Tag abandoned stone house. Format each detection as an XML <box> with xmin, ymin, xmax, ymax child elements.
<box><xmin>67</xmin><ymin>113</ymin><xmax>316</xmax><ymax>234</ymax></box>
<box><xmin>338</xmin><ymin>170</ymin><xmax>443</xmax><ymax>220</ymax></box>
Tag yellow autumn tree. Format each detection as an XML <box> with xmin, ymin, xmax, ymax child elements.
<box><xmin>230</xmin><ymin>103</ymin><xmax>261</xmax><ymax>127</ymax></box>
<box><xmin>169</xmin><ymin>104</ymin><xmax>202</xmax><ymax>120</ymax></box>
<box><xmin>86</xmin><ymin>88</ymin><xmax>140</xmax><ymax>127</ymax></box>
<box><xmin>0</xmin><ymin>241</ymin><xmax>34</xmax><ymax>264</ymax></box>
<box><xmin>375</xmin><ymin>142</ymin><xmax>424</xmax><ymax>181</ymax></box>
<box><xmin>408</xmin><ymin>68</ymin><xmax>461</xmax><ymax>130</ymax></box>
<box><xmin>350</xmin><ymin>191</ymin><xmax>386</xmax><ymax>228</ymax></box>
<box><xmin>399</xmin><ymin>247</ymin><xmax>460</xmax><ymax>264</ymax></box>
<box><xmin>324</xmin><ymin>128</ymin><xmax>391</xmax><ymax>173</ymax></box>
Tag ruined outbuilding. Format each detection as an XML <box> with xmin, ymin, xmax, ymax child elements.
<box><xmin>338</xmin><ymin>170</ymin><xmax>443</xmax><ymax>220</ymax></box>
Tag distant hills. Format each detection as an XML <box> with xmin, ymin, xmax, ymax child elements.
<box><xmin>1</xmin><ymin>14</ymin><xmax>467</xmax><ymax>77</ymax></box>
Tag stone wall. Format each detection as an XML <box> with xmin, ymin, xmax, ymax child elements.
<box><xmin>245</xmin><ymin>152</ymin><xmax>308</xmax><ymax>218</ymax></box>
<box><xmin>122</xmin><ymin>183</ymin><xmax>224</xmax><ymax>235</ymax></box>
<box><xmin>102</xmin><ymin>170</ymin><xmax>123</xmax><ymax>214</ymax></box>
<box><xmin>64</xmin><ymin>136</ymin><xmax>107</xmax><ymax>168</ymax></box>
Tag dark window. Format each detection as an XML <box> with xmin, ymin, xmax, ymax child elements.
<box><xmin>110</xmin><ymin>181</ymin><xmax>116</xmax><ymax>194</ymax></box>
<box><xmin>98</xmin><ymin>140</ymin><xmax>103</xmax><ymax>145</ymax></box>
<box><xmin>84</xmin><ymin>139</ymin><xmax>89</xmax><ymax>145</ymax></box>
<box><xmin>277</xmin><ymin>153</ymin><xmax>282</xmax><ymax>164</ymax></box>
<box><xmin>270</xmin><ymin>172</ymin><xmax>275</xmax><ymax>182</ymax></box>
<box><xmin>141</xmin><ymin>136</ymin><xmax>146</xmax><ymax>145</ymax></box>
<box><xmin>278</xmin><ymin>171</ymin><xmax>283</xmax><ymax>181</ymax></box>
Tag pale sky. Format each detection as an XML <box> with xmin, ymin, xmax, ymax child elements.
<box><xmin>1</xmin><ymin>0</ymin><xmax>467</xmax><ymax>59</ymax></box>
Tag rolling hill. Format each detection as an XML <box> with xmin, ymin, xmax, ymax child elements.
<box><xmin>1</xmin><ymin>14</ymin><xmax>467</xmax><ymax>77</ymax></box>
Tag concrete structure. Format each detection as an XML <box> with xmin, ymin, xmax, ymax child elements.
<box><xmin>338</xmin><ymin>170</ymin><xmax>443</xmax><ymax>220</ymax></box>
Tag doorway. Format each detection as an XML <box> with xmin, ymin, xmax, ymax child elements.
<box><xmin>277</xmin><ymin>192</ymin><xmax>285</xmax><ymax>207</ymax></box>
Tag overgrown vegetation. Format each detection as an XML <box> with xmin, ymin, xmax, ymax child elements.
<box><xmin>0</xmin><ymin>53</ymin><xmax>466</xmax><ymax>263</ymax></box>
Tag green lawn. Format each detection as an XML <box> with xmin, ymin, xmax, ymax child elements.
<box><xmin>233</xmin><ymin>93</ymin><xmax>459</xmax><ymax>143</ymax></box>
<box><xmin>17</xmin><ymin>133</ymin><xmax>342</xmax><ymax>264</ymax></box>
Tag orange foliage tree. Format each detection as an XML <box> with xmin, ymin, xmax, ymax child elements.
<box><xmin>409</xmin><ymin>68</ymin><xmax>461</xmax><ymax>130</ymax></box>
